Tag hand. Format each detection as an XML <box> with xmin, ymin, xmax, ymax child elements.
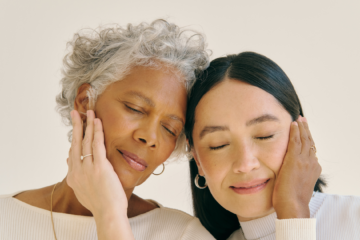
<box><xmin>273</xmin><ymin>116</ymin><xmax>322</xmax><ymax>219</ymax></box>
<box><xmin>66</xmin><ymin>110</ymin><xmax>128</xmax><ymax>219</ymax></box>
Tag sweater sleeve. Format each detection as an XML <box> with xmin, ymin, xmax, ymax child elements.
<box><xmin>180</xmin><ymin>218</ymin><xmax>216</xmax><ymax>240</ymax></box>
<box><xmin>275</xmin><ymin>218</ymin><xmax>316</xmax><ymax>240</ymax></box>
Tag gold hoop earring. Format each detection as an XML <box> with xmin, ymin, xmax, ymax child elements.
<box><xmin>194</xmin><ymin>174</ymin><xmax>207</xmax><ymax>189</ymax></box>
<box><xmin>152</xmin><ymin>163</ymin><xmax>165</xmax><ymax>175</ymax></box>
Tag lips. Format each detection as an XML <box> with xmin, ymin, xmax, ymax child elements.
<box><xmin>118</xmin><ymin>149</ymin><xmax>148</xmax><ymax>172</ymax></box>
<box><xmin>230</xmin><ymin>178</ymin><xmax>270</xmax><ymax>195</ymax></box>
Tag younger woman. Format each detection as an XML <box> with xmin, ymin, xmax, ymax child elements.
<box><xmin>186</xmin><ymin>52</ymin><xmax>360</xmax><ymax>240</ymax></box>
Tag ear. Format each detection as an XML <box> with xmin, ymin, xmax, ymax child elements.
<box><xmin>191</xmin><ymin>147</ymin><xmax>205</xmax><ymax>177</ymax></box>
<box><xmin>74</xmin><ymin>83</ymin><xmax>92</xmax><ymax>123</ymax></box>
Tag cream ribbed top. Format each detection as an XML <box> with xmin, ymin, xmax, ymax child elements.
<box><xmin>0</xmin><ymin>192</ymin><xmax>215</xmax><ymax>240</ymax></box>
<box><xmin>228</xmin><ymin>192</ymin><xmax>360</xmax><ymax>240</ymax></box>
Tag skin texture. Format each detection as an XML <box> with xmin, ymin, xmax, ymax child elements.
<box><xmin>14</xmin><ymin>65</ymin><xmax>187</xmax><ymax>220</ymax></box>
<box><xmin>192</xmin><ymin>78</ymin><xmax>321</xmax><ymax>222</ymax></box>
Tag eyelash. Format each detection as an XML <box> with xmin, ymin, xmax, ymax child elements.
<box><xmin>163</xmin><ymin>126</ymin><xmax>176</xmax><ymax>136</ymax></box>
<box><xmin>125</xmin><ymin>104</ymin><xmax>143</xmax><ymax>114</ymax></box>
<box><xmin>256</xmin><ymin>135</ymin><xmax>274</xmax><ymax>140</ymax></box>
<box><xmin>126</xmin><ymin>104</ymin><xmax>176</xmax><ymax>137</ymax></box>
<box><xmin>209</xmin><ymin>135</ymin><xmax>274</xmax><ymax>150</ymax></box>
<box><xmin>209</xmin><ymin>144</ymin><xmax>228</xmax><ymax>150</ymax></box>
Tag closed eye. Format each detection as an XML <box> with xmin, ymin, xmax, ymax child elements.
<box><xmin>209</xmin><ymin>144</ymin><xmax>228</xmax><ymax>150</ymax></box>
<box><xmin>163</xmin><ymin>125</ymin><xmax>176</xmax><ymax>137</ymax></box>
<box><xmin>256</xmin><ymin>135</ymin><xmax>274</xmax><ymax>140</ymax></box>
<box><xmin>125</xmin><ymin>104</ymin><xmax>143</xmax><ymax>114</ymax></box>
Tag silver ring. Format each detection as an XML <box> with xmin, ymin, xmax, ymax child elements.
<box><xmin>81</xmin><ymin>154</ymin><xmax>93</xmax><ymax>160</ymax></box>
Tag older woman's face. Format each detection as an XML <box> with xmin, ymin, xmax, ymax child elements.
<box><xmin>93</xmin><ymin>65</ymin><xmax>187</xmax><ymax>191</ymax></box>
<box><xmin>192</xmin><ymin>78</ymin><xmax>292</xmax><ymax>221</ymax></box>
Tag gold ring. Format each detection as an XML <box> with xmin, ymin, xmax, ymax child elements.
<box><xmin>310</xmin><ymin>145</ymin><xmax>317</xmax><ymax>153</ymax></box>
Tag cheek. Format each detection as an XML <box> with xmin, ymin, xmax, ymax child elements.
<box><xmin>95</xmin><ymin>105</ymin><xmax>137</xmax><ymax>148</ymax></box>
<box><xmin>262</xmin><ymin>136</ymin><xmax>289</xmax><ymax>175</ymax></box>
<box><xmin>196</xmin><ymin>148</ymin><xmax>230</xmax><ymax>189</ymax></box>
<box><xmin>156</xmin><ymin>141</ymin><xmax>176</xmax><ymax>163</ymax></box>
<box><xmin>103</xmin><ymin>113</ymin><xmax>135</xmax><ymax>133</ymax></box>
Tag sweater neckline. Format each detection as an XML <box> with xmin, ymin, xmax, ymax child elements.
<box><xmin>6</xmin><ymin>190</ymin><xmax>163</xmax><ymax>223</ymax></box>
<box><xmin>239</xmin><ymin>192</ymin><xmax>326</xmax><ymax>240</ymax></box>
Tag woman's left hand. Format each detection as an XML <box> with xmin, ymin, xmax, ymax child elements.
<box><xmin>272</xmin><ymin>116</ymin><xmax>322</xmax><ymax>219</ymax></box>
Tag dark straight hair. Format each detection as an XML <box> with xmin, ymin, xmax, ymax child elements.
<box><xmin>185</xmin><ymin>52</ymin><xmax>326</xmax><ymax>240</ymax></box>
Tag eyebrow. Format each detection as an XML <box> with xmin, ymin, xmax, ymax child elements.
<box><xmin>126</xmin><ymin>91</ymin><xmax>155</xmax><ymax>107</ymax></box>
<box><xmin>168</xmin><ymin>114</ymin><xmax>185</xmax><ymax>125</ymax></box>
<box><xmin>199</xmin><ymin>125</ymin><xmax>230</xmax><ymax>140</ymax></box>
<box><xmin>199</xmin><ymin>114</ymin><xmax>279</xmax><ymax>140</ymax></box>
<box><xmin>126</xmin><ymin>91</ymin><xmax>184</xmax><ymax>125</ymax></box>
<box><xmin>246</xmin><ymin>114</ymin><xmax>279</xmax><ymax>126</ymax></box>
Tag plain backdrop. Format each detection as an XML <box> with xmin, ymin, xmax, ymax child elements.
<box><xmin>0</xmin><ymin>0</ymin><xmax>359</xmax><ymax>215</ymax></box>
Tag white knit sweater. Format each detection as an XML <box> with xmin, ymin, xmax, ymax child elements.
<box><xmin>228</xmin><ymin>192</ymin><xmax>360</xmax><ymax>240</ymax></box>
<box><xmin>0</xmin><ymin>192</ymin><xmax>214</xmax><ymax>240</ymax></box>
<box><xmin>0</xmin><ymin>191</ymin><xmax>320</xmax><ymax>240</ymax></box>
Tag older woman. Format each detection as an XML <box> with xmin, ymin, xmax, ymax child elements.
<box><xmin>186</xmin><ymin>52</ymin><xmax>360</xmax><ymax>239</ymax></box>
<box><xmin>0</xmin><ymin>19</ymin><xmax>213</xmax><ymax>240</ymax></box>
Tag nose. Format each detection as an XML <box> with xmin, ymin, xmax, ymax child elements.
<box><xmin>133</xmin><ymin>119</ymin><xmax>158</xmax><ymax>148</ymax></box>
<box><xmin>232</xmin><ymin>141</ymin><xmax>260</xmax><ymax>173</ymax></box>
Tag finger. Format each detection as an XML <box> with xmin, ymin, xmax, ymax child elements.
<box><xmin>82</xmin><ymin>110</ymin><xmax>95</xmax><ymax>166</ymax></box>
<box><xmin>301</xmin><ymin>117</ymin><xmax>315</xmax><ymax>147</ymax></box>
<box><xmin>67</xmin><ymin>147</ymin><xmax>73</xmax><ymax>171</ymax></box>
<box><xmin>302</xmin><ymin>118</ymin><xmax>317</xmax><ymax>158</ymax></box>
<box><xmin>286</xmin><ymin>121</ymin><xmax>301</xmax><ymax>155</ymax></box>
<box><xmin>93</xmin><ymin>118</ymin><xmax>107</xmax><ymax>166</ymax></box>
<box><xmin>71</xmin><ymin>110</ymin><xmax>83</xmax><ymax>170</ymax></box>
<box><xmin>309</xmin><ymin>145</ymin><xmax>317</xmax><ymax>157</ymax></box>
<box><xmin>297</xmin><ymin>117</ymin><xmax>310</xmax><ymax>154</ymax></box>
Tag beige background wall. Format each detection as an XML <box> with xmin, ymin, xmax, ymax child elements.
<box><xmin>0</xmin><ymin>0</ymin><xmax>359</xmax><ymax>215</ymax></box>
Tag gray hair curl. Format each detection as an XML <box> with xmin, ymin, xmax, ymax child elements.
<box><xmin>55</xmin><ymin>19</ymin><xmax>210</xmax><ymax>160</ymax></box>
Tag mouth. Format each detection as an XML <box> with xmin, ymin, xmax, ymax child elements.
<box><xmin>230</xmin><ymin>179</ymin><xmax>270</xmax><ymax>195</ymax></box>
<box><xmin>117</xmin><ymin>149</ymin><xmax>148</xmax><ymax>172</ymax></box>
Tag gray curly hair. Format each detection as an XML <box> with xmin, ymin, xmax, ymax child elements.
<box><xmin>55</xmin><ymin>19</ymin><xmax>210</xmax><ymax>160</ymax></box>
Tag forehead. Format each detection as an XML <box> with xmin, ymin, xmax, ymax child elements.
<box><xmin>117</xmin><ymin>65</ymin><xmax>183</xmax><ymax>91</ymax></box>
<box><xmin>104</xmin><ymin>65</ymin><xmax>187</xmax><ymax>116</ymax></box>
<box><xmin>113</xmin><ymin>65</ymin><xmax>186</xmax><ymax>99</ymax></box>
<box><xmin>194</xmin><ymin>79</ymin><xmax>289</xmax><ymax>125</ymax></box>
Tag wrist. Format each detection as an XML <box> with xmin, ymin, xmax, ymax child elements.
<box><xmin>94</xmin><ymin>209</ymin><xmax>134</xmax><ymax>240</ymax></box>
<box><xmin>275</xmin><ymin>202</ymin><xmax>310</xmax><ymax>219</ymax></box>
<box><xmin>93</xmin><ymin>207</ymin><xmax>127</xmax><ymax>222</ymax></box>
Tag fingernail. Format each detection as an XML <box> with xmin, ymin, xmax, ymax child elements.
<box><xmin>293</xmin><ymin>121</ymin><xmax>298</xmax><ymax>126</ymax></box>
<box><xmin>302</xmin><ymin>117</ymin><xmax>307</xmax><ymax>123</ymax></box>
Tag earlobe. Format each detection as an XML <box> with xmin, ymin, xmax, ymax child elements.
<box><xmin>191</xmin><ymin>149</ymin><xmax>205</xmax><ymax>176</ymax></box>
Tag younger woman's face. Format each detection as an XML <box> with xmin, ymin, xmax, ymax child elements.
<box><xmin>192</xmin><ymin>78</ymin><xmax>292</xmax><ymax>221</ymax></box>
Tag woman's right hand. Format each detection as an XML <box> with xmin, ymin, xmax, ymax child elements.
<box><xmin>272</xmin><ymin>116</ymin><xmax>322</xmax><ymax>219</ymax></box>
<box><xmin>66</xmin><ymin>110</ymin><xmax>134</xmax><ymax>240</ymax></box>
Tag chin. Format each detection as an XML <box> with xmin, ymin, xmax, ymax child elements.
<box><xmin>235</xmin><ymin>204</ymin><xmax>274</xmax><ymax>221</ymax></box>
<box><xmin>113</xmin><ymin>165</ymin><xmax>147</xmax><ymax>190</ymax></box>
<box><xmin>220</xmin><ymin>191</ymin><xmax>274</xmax><ymax>221</ymax></box>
